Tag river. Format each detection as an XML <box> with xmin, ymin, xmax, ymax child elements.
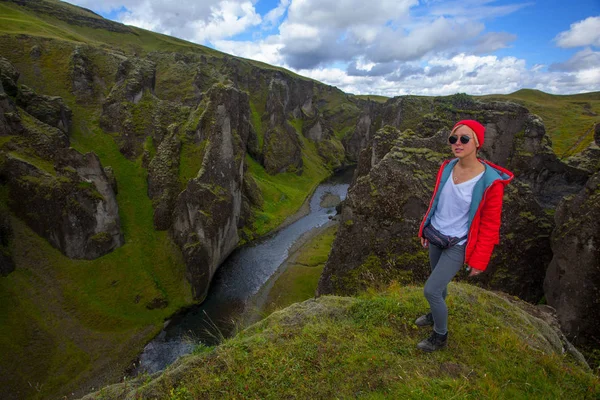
<box><xmin>134</xmin><ymin>167</ymin><xmax>354</xmax><ymax>374</ymax></box>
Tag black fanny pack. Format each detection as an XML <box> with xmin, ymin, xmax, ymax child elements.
<box><xmin>423</xmin><ymin>224</ymin><xmax>467</xmax><ymax>249</ymax></box>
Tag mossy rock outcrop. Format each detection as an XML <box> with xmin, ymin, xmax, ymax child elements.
<box><xmin>171</xmin><ymin>84</ymin><xmax>253</xmax><ymax>300</ymax></box>
<box><xmin>0</xmin><ymin>57</ymin><xmax>123</xmax><ymax>259</ymax></box>
<box><xmin>16</xmin><ymin>84</ymin><xmax>72</xmax><ymax>133</ymax></box>
<box><xmin>0</xmin><ymin>55</ymin><xmax>19</xmax><ymax>97</ymax></box>
<box><xmin>262</xmin><ymin>78</ymin><xmax>304</xmax><ymax>174</ymax></box>
<box><xmin>147</xmin><ymin>124</ymin><xmax>181</xmax><ymax>230</ymax></box>
<box><xmin>319</xmin><ymin>99</ymin><xmax>575</xmax><ymax>302</ymax></box>
<box><xmin>544</xmin><ymin>170</ymin><xmax>600</xmax><ymax>354</ymax></box>
<box><xmin>2</xmin><ymin>149</ymin><xmax>124</xmax><ymax>259</ymax></box>
<box><xmin>81</xmin><ymin>284</ymin><xmax>598</xmax><ymax>399</ymax></box>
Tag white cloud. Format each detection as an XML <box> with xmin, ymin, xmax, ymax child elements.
<box><xmin>188</xmin><ymin>1</ymin><xmax>261</xmax><ymax>43</ymax></box>
<box><xmin>368</xmin><ymin>17</ymin><xmax>484</xmax><ymax>63</ymax></box>
<box><xmin>474</xmin><ymin>32</ymin><xmax>517</xmax><ymax>53</ymax></box>
<box><xmin>550</xmin><ymin>48</ymin><xmax>600</xmax><ymax>72</ymax></box>
<box><xmin>287</xmin><ymin>0</ymin><xmax>417</xmax><ymax>29</ymax></box>
<box><xmin>213</xmin><ymin>38</ymin><xmax>285</xmax><ymax>65</ymax></box>
<box><xmin>295</xmin><ymin>53</ymin><xmax>600</xmax><ymax>96</ymax></box>
<box><xmin>555</xmin><ymin>16</ymin><xmax>600</xmax><ymax>48</ymax></box>
<box><xmin>70</xmin><ymin>0</ymin><xmax>261</xmax><ymax>44</ymax></box>
<box><xmin>263</xmin><ymin>0</ymin><xmax>290</xmax><ymax>28</ymax></box>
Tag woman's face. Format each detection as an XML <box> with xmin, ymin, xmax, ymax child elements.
<box><xmin>449</xmin><ymin>125</ymin><xmax>477</xmax><ymax>159</ymax></box>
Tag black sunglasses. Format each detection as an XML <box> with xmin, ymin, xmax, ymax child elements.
<box><xmin>448</xmin><ymin>135</ymin><xmax>470</xmax><ymax>145</ymax></box>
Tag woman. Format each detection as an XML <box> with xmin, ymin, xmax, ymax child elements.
<box><xmin>415</xmin><ymin>119</ymin><xmax>513</xmax><ymax>352</ymax></box>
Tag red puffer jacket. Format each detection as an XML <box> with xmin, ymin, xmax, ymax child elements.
<box><xmin>418</xmin><ymin>158</ymin><xmax>514</xmax><ymax>271</ymax></box>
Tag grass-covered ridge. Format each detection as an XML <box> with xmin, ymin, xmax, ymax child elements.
<box><xmin>83</xmin><ymin>282</ymin><xmax>599</xmax><ymax>399</ymax></box>
<box><xmin>479</xmin><ymin>89</ymin><xmax>600</xmax><ymax>157</ymax></box>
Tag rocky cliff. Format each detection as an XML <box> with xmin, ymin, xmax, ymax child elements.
<box><xmin>0</xmin><ymin>56</ymin><xmax>124</xmax><ymax>260</ymax></box>
<box><xmin>170</xmin><ymin>84</ymin><xmax>254</xmax><ymax>300</ymax></box>
<box><xmin>544</xmin><ymin>128</ymin><xmax>600</xmax><ymax>354</ymax></box>
<box><xmin>318</xmin><ymin>96</ymin><xmax>591</xmax><ymax>303</ymax></box>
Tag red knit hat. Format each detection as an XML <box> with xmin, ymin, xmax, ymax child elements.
<box><xmin>452</xmin><ymin>120</ymin><xmax>485</xmax><ymax>149</ymax></box>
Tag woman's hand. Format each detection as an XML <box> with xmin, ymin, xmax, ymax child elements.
<box><xmin>420</xmin><ymin>237</ymin><xmax>428</xmax><ymax>248</ymax></box>
<box><xmin>468</xmin><ymin>266</ymin><xmax>482</xmax><ymax>277</ymax></box>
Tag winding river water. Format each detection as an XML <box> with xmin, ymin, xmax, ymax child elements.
<box><xmin>135</xmin><ymin>168</ymin><xmax>353</xmax><ymax>374</ymax></box>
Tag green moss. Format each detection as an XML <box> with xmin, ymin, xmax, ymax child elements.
<box><xmin>178</xmin><ymin>139</ymin><xmax>208</xmax><ymax>187</ymax></box>
<box><xmin>249</xmin><ymin>101</ymin><xmax>264</xmax><ymax>150</ymax></box>
<box><xmin>519</xmin><ymin>211</ymin><xmax>537</xmax><ymax>222</ymax></box>
<box><xmin>90</xmin><ymin>231</ymin><xmax>111</xmax><ymax>244</ymax></box>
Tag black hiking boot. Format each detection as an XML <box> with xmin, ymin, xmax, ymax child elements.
<box><xmin>417</xmin><ymin>330</ymin><xmax>448</xmax><ymax>352</ymax></box>
<box><xmin>415</xmin><ymin>313</ymin><xmax>434</xmax><ymax>327</ymax></box>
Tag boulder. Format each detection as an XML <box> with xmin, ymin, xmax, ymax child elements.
<box><xmin>171</xmin><ymin>85</ymin><xmax>252</xmax><ymax>300</ymax></box>
<box><xmin>544</xmin><ymin>171</ymin><xmax>600</xmax><ymax>350</ymax></box>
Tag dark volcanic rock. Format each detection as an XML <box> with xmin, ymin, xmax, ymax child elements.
<box><xmin>171</xmin><ymin>84</ymin><xmax>252</xmax><ymax>300</ymax></box>
<box><xmin>70</xmin><ymin>47</ymin><xmax>96</xmax><ymax>100</ymax></box>
<box><xmin>0</xmin><ymin>208</ymin><xmax>15</xmax><ymax>276</ymax></box>
<box><xmin>544</xmin><ymin>171</ymin><xmax>600</xmax><ymax>349</ymax></box>
<box><xmin>100</xmin><ymin>56</ymin><xmax>190</xmax><ymax>159</ymax></box>
<box><xmin>263</xmin><ymin>78</ymin><xmax>303</xmax><ymax>174</ymax></box>
<box><xmin>16</xmin><ymin>85</ymin><xmax>72</xmax><ymax>133</ymax></box>
<box><xmin>0</xmin><ymin>56</ymin><xmax>20</xmax><ymax>97</ymax></box>
<box><xmin>318</xmin><ymin>97</ymin><xmax>578</xmax><ymax>301</ymax></box>
<box><xmin>2</xmin><ymin>149</ymin><xmax>124</xmax><ymax>259</ymax></box>
<box><xmin>472</xmin><ymin>180</ymin><xmax>552</xmax><ymax>302</ymax></box>
<box><xmin>343</xmin><ymin>104</ymin><xmax>378</xmax><ymax>163</ymax></box>
<box><xmin>318</xmin><ymin>127</ymin><xmax>449</xmax><ymax>296</ymax></box>
<box><xmin>147</xmin><ymin>124</ymin><xmax>181</xmax><ymax>230</ymax></box>
<box><xmin>0</xmin><ymin>91</ymin><xmax>24</xmax><ymax>137</ymax></box>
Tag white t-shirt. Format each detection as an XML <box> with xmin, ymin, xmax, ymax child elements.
<box><xmin>431</xmin><ymin>169</ymin><xmax>484</xmax><ymax>245</ymax></box>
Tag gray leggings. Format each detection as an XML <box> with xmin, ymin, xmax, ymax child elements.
<box><xmin>424</xmin><ymin>243</ymin><xmax>466</xmax><ymax>335</ymax></box>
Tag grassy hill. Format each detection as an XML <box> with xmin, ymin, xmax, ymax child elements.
<box><xmin>82</xmin><ymin>283</ymin><xmax>599</xmax><ymax>399</ymax></box>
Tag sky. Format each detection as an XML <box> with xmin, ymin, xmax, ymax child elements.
<box><xmin>66</xmin><ymin>0</ymin><xmax>600</xmax><ymax>96</ymax></box>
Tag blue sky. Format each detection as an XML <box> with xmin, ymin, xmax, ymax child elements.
<box><xmin>68</xmin><ymin>0</ymin><xmax>600</xmax><ymax>96</ymax></box>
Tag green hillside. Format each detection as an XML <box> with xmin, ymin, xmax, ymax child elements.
<box><xmin>82</xmin><ymin>283</ymin><xmax>599</xmax><ymax>400</ymax></box>
<box><xmin>479</xmin><ymin>89</ymin><xmax>600</xmax><ymax>156</ymax></box>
